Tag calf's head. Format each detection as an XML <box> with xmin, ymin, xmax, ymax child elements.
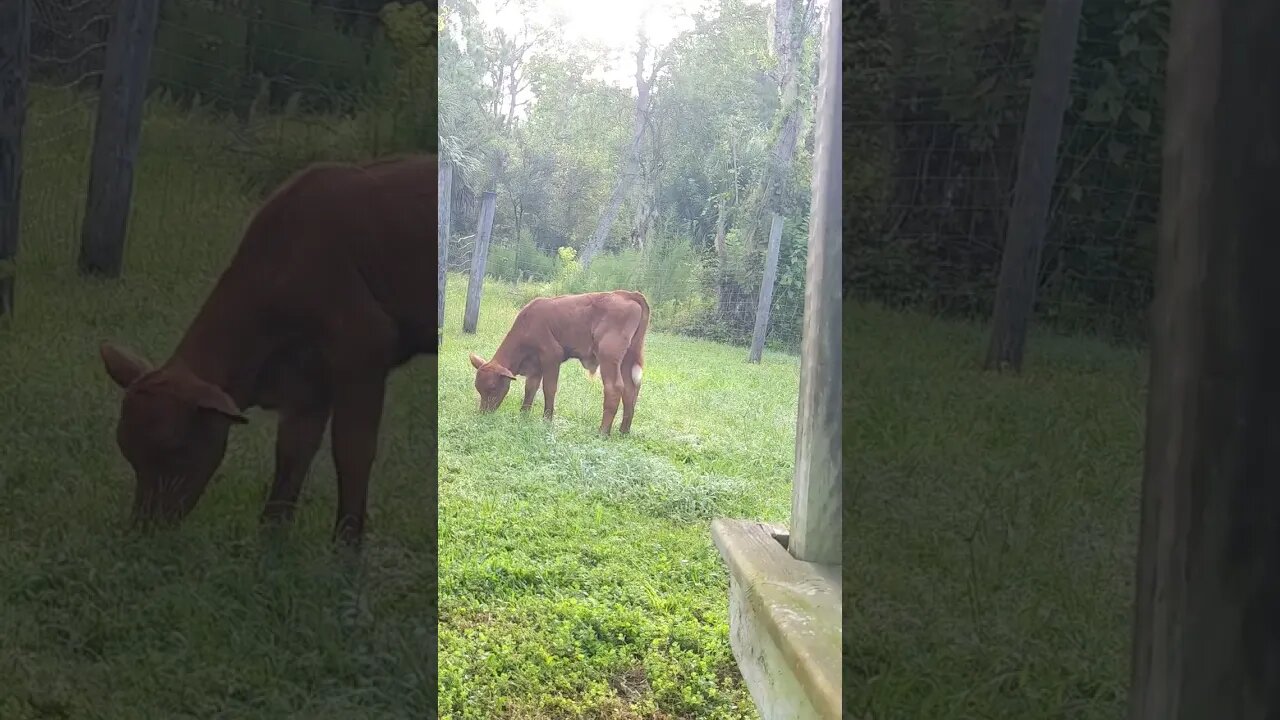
<box><xmin>100</xmin><ymin>342</ymin><xmax>247</xmax><ymax>526</ymax></box>
<box><xmin>469</xmin><ymin>352</ymin><xmax>516</xmax><ymax>412</ymax></box>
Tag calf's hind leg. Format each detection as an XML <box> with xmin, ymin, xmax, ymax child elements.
<box><xmin>619</xmin><ymin>361</ymin><xmax>641</xmax><ymax>435</ymax></box>
<box><xmin>596</xmin><ymin>335</ymin><xmax>630</xmax><ymax>436</ymax></box>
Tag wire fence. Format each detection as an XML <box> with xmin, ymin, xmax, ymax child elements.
<box><xmin>845</xmin><ymin>0</ymin><xmax>1162</xmax><ymax>343</ymax></box>
<box><xmin>441</xmin><ymin>192</ymin><xmax>809</xmax><ymax>355</ymax></box>
<box><xmin>20</xmin><ymin>0</ymin><xmax>106</xmax><ymax>269</ymax></box>
<box><xmin>19</xmin><ymin>0</ymin><xmax>435</xmax><ymax>289</ymax></box>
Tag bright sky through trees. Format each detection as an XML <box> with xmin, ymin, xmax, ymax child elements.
<box><xmin>475</xmin><ymin>0</ymin><xmax>715</xmax><ymax>88</ymax></box>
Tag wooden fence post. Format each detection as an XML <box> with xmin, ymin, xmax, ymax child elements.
<box><xmin>78</xmin><ymin>0</ymin><xmax>161</xmax><ymax>277</ymax></box>
<box><xmin>0</xmin><ymin>0</ymin><xmax>30</xmax><ymax>320</ymax></box>
<box><xmin>789</xmin><ymin>0</ymin><xmax>841</xmax><ymax>566</ymax></box>
<box><xmin>1129</xmin><ymin>0</ymin><xmax>1280</xmax><ymax>717</ymax></box>
<box><xmin>748</xmin><ymin>213</ymin><xmax>784</xmax><ymax>363</ymax></box>
<box><xmin>983</xmin><ymin>0</ymin><xmax>1084</xmax><ymax>371</ymax></box>
<box><xmin>438</xmin><ymin>161</ymin><xmax>452</xmax><ymax>347</ymax></box>
<box><xmin>462</xmin><ymin>190</ymin><xmax>497</xmax><ymax>334</ymax></box>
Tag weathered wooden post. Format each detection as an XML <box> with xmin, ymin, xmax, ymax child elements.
<box><xmin>462</xmin><ymin>190</ymin><xmax>496</xmax><ymax>334</ymax></box>
<box><xmin>78</xmin><ymin>0</ymin><xmax>161</xmax><ymax>277</ymax></box>
<box><xmin>748</xmin><ymin>213</ymin><xmax>784</xmax><ymax>363</ymax></box>
<box><xmin>1128</xmin><ymin>0</ymin><xmax>1280</xmax><ymax>718</ymax></box>
<box><xmin>0</xmin><ymin>0</ymin><xmax>30</xmax><ymax>319</ymax></box>
<box><xmin>984</xmin><ymin>0</ymin><xmax>1084</xmax><ymax>371</ymax></box>
<box><xmin>788</xmin><ymin>12</ymin><xmax>841</xmax><ymax>569</ymax></box>
<box><xmin>438</xmin><ymin>161</ymin><xmax>453</xmax><ymax>347</ymax></box>
<box><xmin>710</xmin><ymin>4</ymin><xmax>841</xmax><ymax>717</ymax></box>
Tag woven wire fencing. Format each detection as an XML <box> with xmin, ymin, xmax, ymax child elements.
<box><xmin>846</xmin><ymin>0</ymin><xmax>1162</xmax><ymax>343</ymax></box>
<box><xmin>21</xmin><ymin>0</ymin><xmax>107</xmax><ymax>272</ymax></box>
<box><xmin>22</xmin><ymin>0</ymin><xmax>435</xmax><ymax>285</ymax></box>
<box><xmin>443</xmin><ymin>185</ymin><xmax>808</xmax><ymax>355</ymax></box>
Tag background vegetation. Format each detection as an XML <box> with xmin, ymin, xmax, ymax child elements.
<box><xmin>846</xmin><ymin>0</ymin><xmax>1165</xmax><ymax>341</ymax></box>
<box><xmin>440</xmin><ymin>0</ymin><xmax>823</xmax><ymax>351</ymax></box>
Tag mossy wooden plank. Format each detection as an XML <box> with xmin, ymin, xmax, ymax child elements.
<box><xmin>713</xmin><ymin>518</ymin><xmax>841</xmax><ymax>719</ymax></box>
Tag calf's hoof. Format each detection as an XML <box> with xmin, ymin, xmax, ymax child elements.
<box><xmin>331</xmin><ymin>518</ymin><xmax>365</xmax><ymax>551</ymax></box>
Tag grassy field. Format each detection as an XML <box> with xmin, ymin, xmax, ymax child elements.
<box><xmin>1</xmin><ymin>91</ymin><xmax>435</xmax><ymax>718</ymax></box>
<box><xmin>845</xmin><ymin>303</ymin><xmax>1145</xmax><ymax>719</ymax></box>
<box><xmin>437</xmin><ymin>275</ymin><xmax>800</xmax><ymax>718</ymax></box>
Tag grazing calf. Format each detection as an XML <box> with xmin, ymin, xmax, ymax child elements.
<box><xmin>99</xmin><ymin>155</ymin><xmax>437</xmax><ymax>546</ymax></box>
<box><xmin>469</xmin><ymin>290</ymin><xmax>649</xmax><ymax>436</ymax></box>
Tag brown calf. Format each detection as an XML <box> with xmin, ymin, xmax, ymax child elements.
<box><xmin>469</xmin><ymin>290</ymin><xmax>649</xmax><ymax>436</ymax></box>
<box><xmin>99</xmin><ymin>155</ymin><xmax>437</xmax><ymax>545</ymax></box>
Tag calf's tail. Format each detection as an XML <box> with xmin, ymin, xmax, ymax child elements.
<box><xmin>623</xmin><ymin>291</ymin><xmax>649</xmax><ymax>386</ymax></box>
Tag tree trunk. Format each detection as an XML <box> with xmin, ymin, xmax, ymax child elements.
<box><xmin>579</xmin><ymin>37</ymin><xmax>662</xmax><ymax>268</ymax></box>
<box><xmin>734</xmin><ymin>0</ymin><xmax>813</xmax><ymax>254</ymax></box>
<box><xmin>714</xmin><ymin>199</ymin><xmax>730</xmax><ymax>309</ymax></box>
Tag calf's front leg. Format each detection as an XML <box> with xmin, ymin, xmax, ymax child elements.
<box><xmin>540</xmin><ymin>358</ymin><xmax>561</xmax><ymax>421</ymax></box>
<box><xmin>329</xmin><ymin>376</ymin><xmax>387</xmax><ymax>546</ymax></box>
<box><xmin>521</xmin><ymin>372</ymin><xmax>542</xmax><ymax>412</ymax></box>
<box><xmin>262</xmin><ymin>405</ymin><xmax>331</xmax><ymax>525</ymax></box>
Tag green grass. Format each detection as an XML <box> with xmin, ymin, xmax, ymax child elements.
<box><xmin>1</xmin><ymin>89</ymin><xmax>435</xmax><ymax>718</ymax></box>
<box><xmin>845</xmin><ymin>302</ymin><xmax>1145</xmax><ymax>719</ymax></box>
<box><xmin>437</xmin><ymin>274</ymin><xmax>800</xmax><ymax>718</ymax></box>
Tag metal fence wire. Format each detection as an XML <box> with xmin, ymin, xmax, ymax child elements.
<box><xmin>845</xmin><ymin>0</ymin><xmax>1162</xmax><ymax>343</ymax></box>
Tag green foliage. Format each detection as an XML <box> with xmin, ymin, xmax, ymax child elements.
<box><xmin>133</xmin><ymin>0</ymin><xmax>440</xmax><ymax>200</ymax></box>
<box><xmin>847</xmin><ymin>0</ymin><xmax>1167</xmax><ymax>341</ymax></box>
<box><xmin>440</xmin><ymin>0</ymin><xmax>816</xmax><ymax>352</ymax></box>
<box><xmin>439</xmin><ymin>278</ymin><xmax>798</xmax><ymax>717</ymax></box>
<box><xmin>374</xmin><ymin>1</ymin><xmax>440</xmax><ymax>152</ymax></box>
<box><xmin>150</xmin><ymin>0</ymin><xmax>399</xmax><ymax>116</ymax></box>
<box><xmin>484</xmin><ymin>236</ymin><xmax>559</xmax><ymax>283</ymax></box>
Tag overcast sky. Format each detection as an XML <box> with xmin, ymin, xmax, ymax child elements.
<box><xmin>474</xmin><ymin>0</ymin><xmax>710</xmax><ymax>88</ymax></box>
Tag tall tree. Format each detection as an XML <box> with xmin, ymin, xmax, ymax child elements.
<box><xmin>578</xmin><ymin>30</ymin><xmax>667</xmax><ymax>268</ymax></box>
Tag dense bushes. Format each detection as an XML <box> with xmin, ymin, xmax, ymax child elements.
<box><xmin>138</xmin><ymin>0</ymin><xmax>436</xmax><ymax>196</ymax></box>
<box><xmin>846</xmin><ymin>0</ymin><xmax>1166</xmax><ymax>342</ymax></box>
<box><xmin>485</xmin><ymin>232</ymin><xmax>806</xmax><ymax>352</ymax></box>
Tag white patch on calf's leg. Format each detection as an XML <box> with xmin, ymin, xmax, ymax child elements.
<box><xmin>631</xmin><ymin>364</ymin><xmax>643</xmax><ymax>386</ymax></box>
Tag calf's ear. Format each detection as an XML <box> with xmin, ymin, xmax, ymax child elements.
<box><xmin>189</xmin><ymin>379</ymin><xmax>249</xmax><ymax>424</ymax></box>
<box><xmin>469</xmin><ymin>352</ymin><xmax>487</xmax><ymax>370</ymax></box>
<box><xmin>491</xmin><ymin>364</ymin><xmax>517</xmax><ymax>380</ymax></box>
<box><xmin>100</xmin><ymin>342</ymin><xmax>152</xmax><ymax>389</ymax></box>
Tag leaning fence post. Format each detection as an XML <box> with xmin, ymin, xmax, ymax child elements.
<box><xmin>438</xmin><ymin>161</ymin><xmax>453</xmax><ymax>347</ymax></box>
<box><xmin>0</xmin><ymin>0</ymin><xmax>30</xmax><ymax>319</ymax></box>
<box><xmin>748</xmin><ymin>213</ymin><xmax>785</xmax><ymax>363</ymax></box>
<box><xmin>78</xmin><ymin>0</ymin><xmax>161</xmax><ymax>277</ymax></box>
<box><xmin>983</xmin><ymin>0</ymin><xmax>1085</xmax><ymax>372</ymax></box>
<box><xmin>462</xmin><ymin>190</ymin><xmax>497</xmax><ymax>334</ymax></box>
